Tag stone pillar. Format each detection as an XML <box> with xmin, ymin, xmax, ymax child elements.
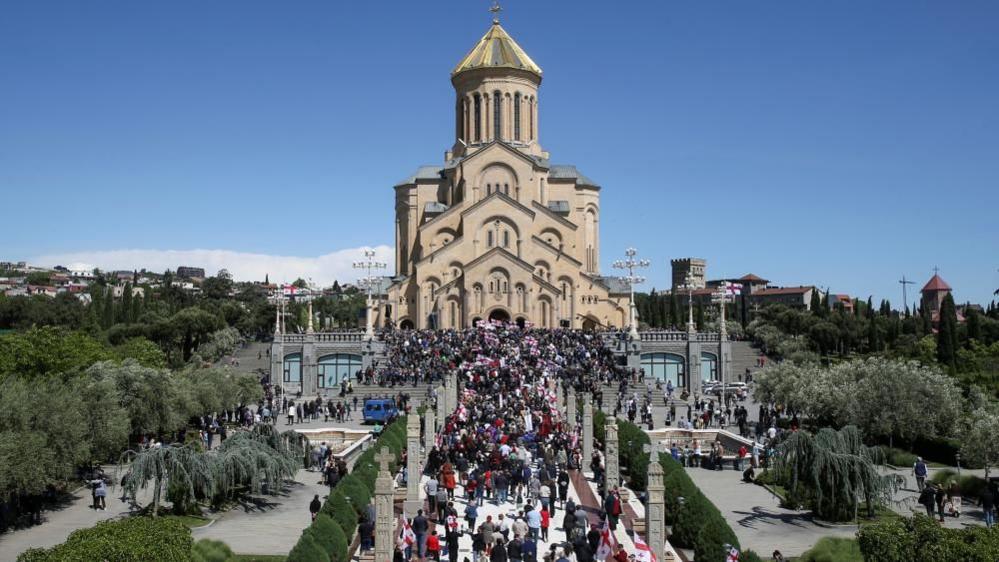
<box><xmin>605</xmin><ymin>416</ymin><xmax>620</xmax><ymax>491</ymax></box>
<box><xmin>566</xmin><ymin>390</ymin><xmax>577</xmax><ymax>430</ymax></box>
<box><xmin>582</xmin><ymin>398</ymin><xmax>593</xmax><ymax>469</ymax></box>
<box><xmin>687</xmin><ymin>337</ymin><xmax>702</xmax><ymax>396</ymax></box>
<box><xmin>302</xmin><ymin>337</ymin><xmax>316</xmax><ymax>396</ymax></box>
<box><xmin>646</xmin><ymin>460</ymin><xmax>666</xmax><ymax>562</ymax></box>
<box><xmin>424</xmin><ymin>406</ymin><xmax>436</xmax><ymax>449</ymax></box>
<box><xmin>405</xmin><ymin>415</ymin><xmax>422</xmax><ymax>516</ymax></box>
<box><xmin>374</xmin><ymin>447</ymin><xmax>396</xmax><ymax>562</ymax></box>
<box><xmin>436</xmin><ymin>383</ymin><xmax>447</xmax><ymax>429</ymax></box>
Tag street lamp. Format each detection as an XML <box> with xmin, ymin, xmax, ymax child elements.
<box><xmin>613</xmin><ymin>247</ymin><xmax>650</xmax><ymax>340</ymax></box>
<box><xmin>711</xmin><ymin>284</ymin><xmax>736</xmax><ymax>424</ymax></box>
<box><xmin>353</xmin><ymin>250</ymin><xmax>387</xmax><ymax>340</ymax></box>
<box><xmin>679</xmin><ymin>271</ymin><xmax>697</xmax><ymax>333</ymax></box>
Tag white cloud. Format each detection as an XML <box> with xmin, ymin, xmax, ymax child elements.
<box><xmin>30</xmin><ymin>246</ymin><xmax>395</xmax><ymax>286</ymax></box>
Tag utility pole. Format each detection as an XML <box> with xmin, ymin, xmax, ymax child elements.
<box><xmin>899</xmin><ymin>276</ymin><xmax>914</xmax><ymax>317</ymax></box>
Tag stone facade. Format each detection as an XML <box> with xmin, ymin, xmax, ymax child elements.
<box><xmin>381</xmin><ymin>21</ymin><xmax>630</xmax><ymax>331</ymax></box>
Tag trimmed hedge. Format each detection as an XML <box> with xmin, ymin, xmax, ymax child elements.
<box><xmin>16</xmin><ymin>516</ymin><xmax>193</xmax><ymax>562</ymax></box>
<box><xmin>596</xmin><ymin>413</ymin><xmax>743</xmax><ymax>557</ymax></box>
<box><xmin>287</xmin><ymin>415</ymin><xmax>407</xmax><ymax>561</ymax></box>
<box><xmin>191</xmin><ymin>539</ymin><xmax>236</xmax><ymax>562</ymax></box>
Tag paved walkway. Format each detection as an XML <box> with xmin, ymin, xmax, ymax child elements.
<box><xmin>686</xmin><ymin>466</ymin><xmax>857</xmax><ymax>557</ymax></box>
<box><xmin>193</xmin><ymin>468</ymin><xmax>327</xmax><ymax>556</ymax></box>
<box><xmin>0</xmin><ymin>483</ymin><xmax>153</xmax><ymax>560</ymax></box>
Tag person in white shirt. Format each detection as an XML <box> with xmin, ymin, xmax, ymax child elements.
<box><xmin>287</xmin><ymin>404</ymin><xmax>296</xmax><ymax>426</ymax></box>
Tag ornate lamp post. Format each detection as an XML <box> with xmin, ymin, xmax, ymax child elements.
<box><xmin>679</xmin><ymin>270</ymin><xmax>697</xmax><ymax>333</ymax></box>
<box><xmin>613</xmin><ymin>247</ymin><xmax>650</xmax><ymax>340</ymax></box>
<box><xmin>353</xmin><ymin>250</ymin><xmax>387</xmax><ymax>340</ymax></box>
<box><xmin>711</xmin><ymin>284</ymin><xmax>736</xmax><ymax>422</ymax></box>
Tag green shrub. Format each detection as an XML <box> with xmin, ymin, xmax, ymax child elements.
<box><xmin>856</xmin><ymin>515</ymin><xmax>999</xmax><ymax>562</ymax></box>
<box><xmin>877</xmin><ymin>446</ymin><xmax>917</xmax><ymax>468</ymax></box>
<box><xmin>191</xmin><ymin>539</ymin><xmax>235</xmax><ymax>562</ymax></box>
<box><xmin>17</xmin><ymin>516</ymin><xmax>193</xmax><ymax>562</ymax></box>
<box><xmin>663</xmin><ymin>469</ymin><xmax>698</xmax><ymax>525</ymax></box>
<box><xmin>324</xmin><ymin>489</ymin><xmax>358</xmax><ymax>537</ymax></box>
<box><xmin>328</xmin><ymin>518</ymin><xmax>350</xmax><ymax>562</ymax></box>
<box><xmin>308</xmin><ymin>515</ymin><xmax>338</xmax><ymax>556</ymax></box>
<box><xmin>741</xmin><ymin>550</ymin><xmax>764</xmax><ymax>562</ymax></box>
<box><xmin>338</xmin><ymin>474</ymin><xmax>372</xmax><ymax>514</ymax></box>
<box><xmin>670</xmin><ymin>492</ymin><xmax>709</xmax><ymax>548</ymax></box>
<box><xmin>930</xmin><ymin>469</ymin><xmax>987</xmax><ymax>500</ymax></box>
<box><xmin>800</xmin><ymin>537</ymin><xmax>862</xmax><ymax>562</ymax></box>
<box><xmin>287</xmin><ymin>530</ymin><xmax>330</xmax><ymax>562</ymax></box>
<box><xmin>693</xmin><ymin>514</ymin><xmax>739</xmax><ymax>562</ymax></box>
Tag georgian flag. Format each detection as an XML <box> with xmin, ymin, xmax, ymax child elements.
<box><xmin>595</xmin><ymin>521</ymin><xmax>617</xmax><ymax>559</ymax></box>
<box><xmin>725</xmin><ymin>282</ymin><xmax>743</xmax><ymax>296</ymax></box>
<box><xmin>399</xmin><ymin>514</ymin><xmax>416</xmax><ymax>546</ymax></box>
<box><xmin>634</xmin><ymin>535</ymin><xmax>657</xmax><ymax>562</ymax></box>
<box><xmin>725</xmin><ymin>546</ymin><xmax>740</xmax><ymax>562</ymax></box>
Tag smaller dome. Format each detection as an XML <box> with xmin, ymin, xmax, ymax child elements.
<box><xmin>452</xmin><ymin>22</ymin><xmax>542</xmax><ymax>78</ymax></box>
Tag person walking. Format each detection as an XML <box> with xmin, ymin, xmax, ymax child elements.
<box><xmin>309</xmin><ymin>494</ymin><xmax>321</xmax><ymax>521</ymax></box>
<box><xmin>412</xmin><ymin>509</ymin><xmax>430</xmax><ymax>560</ymax></box>
<box><xmin>980</xmin><ymin>485</ymin><xmax>996</xmax><ymax>529</ymax></box>
<box><xmin>913</xmin><ymin>457</ymin><xmax>928</xmax><ymax>492</ymax></box>
<box><xmin>92</xmin><ymin>478</ymin><xmax>107</xmax><ymax>511</ymax></box>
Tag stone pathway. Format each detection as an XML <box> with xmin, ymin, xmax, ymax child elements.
<box><xmin>686</xmin><ymin>466</ymin><xmax>857</xmax><ymax>557</ymax></box>
<box><xmin>193</xmin><ymin>468</ymin><xmax>328</xmax><ymax>556</ymax></box>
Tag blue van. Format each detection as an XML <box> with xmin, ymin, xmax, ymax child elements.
<box><xmin>362</xmin><ymin>398</ymin><xmax>399</xmax><ymax>424</ymax></box>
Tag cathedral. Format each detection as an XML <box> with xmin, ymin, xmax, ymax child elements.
<box><xmin>383</xmin><ymin>17</ymin><xmax>630</xmax><ymax>330</ymax></box>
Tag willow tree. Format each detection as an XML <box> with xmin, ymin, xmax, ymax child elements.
<box><xmin>770</xmin><ymin>425</ymin><xmax>899</xmax><ymax>521</ymax></box>
<box><xmin>118</xmin><ymin>426</ymin><xmax>306</xmax><ymax>516</ymax></box>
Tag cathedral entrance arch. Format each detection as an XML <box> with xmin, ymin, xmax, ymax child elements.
<box><xmin>581</xmin><ymin>316</ymin><xmax>599</xmax><ymax>332</ymax></box>
<box><xmin>487</xmin><ymin>308</ymin><xmax>511</xmax><ymax>324</ymax></box>
<box><xmin>515</xmin><ymin>317</ymin><xmax>527</xmax><ymax>329</ymax></box>
<box><xmin>399</xmin><ymin>319</ymin><xmax>414</xmax><ymax>330</ymax></box>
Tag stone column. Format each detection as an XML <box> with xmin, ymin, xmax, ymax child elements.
<box><xmin>605</xmin><ymin>416</ymin><xmax>620</xmax><ymax>491</ymax></box>
<box><xmin>436</xmin><ymin>383</ymin><xmax>447</xmax><ymax>429</ymax></box>
<box><xmin>557</xmin><ymin>380</ymin><xmax>566</xmax><ymax>415</ymax></box>
<box><xmin>405</xmin><ymin>415</ymin><xmax>422</xmax><ymax>516</ymax></box>
<box><xmin>449</xmin><ymin>371</ymin><xmax>459</xmax><ymax>414</ymax></box>
<box><xmin>374</xmin><ymin>447</ymin><xmax>396</xmax><ymax>562</ymax></box>
<box><xmin>582</xmin><ymin>398</ymin><xmax>593</xmax><ymax>469</ymax></box>
<box><xmin>424</xmin><ymin>406</ymin><xmax>436</xmax><ymax>449</ymax></box>
<box><xmin>566</xmin><ymin>390</ymin><xmax>577</xmax><ymax>430</ymax></box>
<box><xmin>646</xmin><ymin>460</ymin><xmax>666</xmax><ymax>562</ymax></box>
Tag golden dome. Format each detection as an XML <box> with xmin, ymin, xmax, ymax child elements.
<box><xmin>452</xmin><ymin>22</ymin><xmax>542</xmax><ymax>78</ymax></box>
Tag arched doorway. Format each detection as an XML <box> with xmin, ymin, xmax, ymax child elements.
<box><xmin>488</xmin><ymin>308</ymin><xmax>511</xmax><ymax>324</ymax></box>
<box><xmin>581</xmin><ymin>316</ymin><xmax>598</xmax><ymax>332</ymax></box>
<box><xmin>515</xmin><ymin>317</ymin><xmax>527</xmax><ymax>329</ymax></box>
<box><xmin>399</xmin><ymin>319</ymin><xmax>414</xmax><ymax>330</ymax></box>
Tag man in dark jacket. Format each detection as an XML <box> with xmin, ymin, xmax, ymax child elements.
<box><xmin>309</xmin><ymin>494</ymin><xmax>321</xmax><ymax>521</ymax></box>
<box><xmin>490</xmin><ymin>538</ymin><xmax>509</xmax><ymax>562</ymax></box>
<box><xmin>980</xmin><ymin>485</ymin><xmax>996</xmax><ymax>529</ymax></box>
<box><xmin>412</xmin><ymin>509</ymin><xmax>430</xmax><ymax>559</ymax></box>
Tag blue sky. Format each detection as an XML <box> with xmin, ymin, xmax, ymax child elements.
<box><xmin>2</xmin><ymin>1</ymin><xmax>997</xmax><ymax>306</ymax></box>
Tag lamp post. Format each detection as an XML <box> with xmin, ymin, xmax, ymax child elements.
<box><xmin>269</xmin><ymin>288</ymin><xmax>289</xmax><ymax>402</ymax></box>
<box><xmin>679</xmin><ymin>271</ymin><xmax>697</xmax><ymax>333</ymax></box>
<box><xmin>711</xmin><ymin>285</ymin><xmax>735</xmax><ymax>424</ymax></box>
<box><xmin>613</xmin><ymin>247</ymin><xmax>650</xmax><ymax>340</ymax></box>
<box><xmin>353</xmin><ymin>250</ymin><xmax>387</xmax><ymax>340</ymax></box>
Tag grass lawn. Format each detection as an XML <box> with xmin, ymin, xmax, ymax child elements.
<box><xmin>234</xmin><ymin>556</ymin><xmax>286</xmax><ymax>562</ymax></box>
<box><xmin>795</xmin><ymin>537</ymin><xmax>862</xmax><ymax>562</ymax></box>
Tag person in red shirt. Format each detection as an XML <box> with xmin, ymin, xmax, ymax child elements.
<box><xmin>539</xmin><ymin>506</ymin><xmax>550</xmax><ymax>542</ymax></box>
<box><xmin>426</xmin><ymin>529</ymin><xmax>441</xmax><ymax>561</ymax></box>
<box><xmin>613</xmin><ymin>544</ymin><xmax>629</xmax><ymax>562</ymax></box>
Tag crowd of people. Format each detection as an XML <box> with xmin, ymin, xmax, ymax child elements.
<box><xmin>375</xmin><ymin>324</ymin><xmax>645</xmax><ymax>562</ymax></box>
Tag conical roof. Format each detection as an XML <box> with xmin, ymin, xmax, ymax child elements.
<box><xmin>921</xmin><ymin>274</ymin><xmax>951</xmax><ymax>293</ymax></box>
<box><xmin>452</xmin><ymin>21</ymin><xmax>542</xmax><ymax>78</ymax></box>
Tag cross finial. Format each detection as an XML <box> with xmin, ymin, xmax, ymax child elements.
<box><xmin>375</xmin><ymin>446</ymin><xmax>394</xmax><ymax>474</ymax></box>
<box><xmin>490</xmin><ymin>0</ymin><xmax>502</xmax><ymax>23</ymax></box>
<box><xmin>933</xmin><ymin>266</ymin><xmax>940</xmax><ymax>275</ymax></box>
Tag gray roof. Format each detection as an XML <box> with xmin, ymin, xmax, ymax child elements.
<box><xmin>547</xmin><ymin>200</ymin><xmax>570</xmax><ymax>214</ymax></box>
<box><xmin>549</xmin><ymin>164</ymin><xmax>599</xmax><ymax>187</ymax></box>
<box><xmin>395</xmin><ymin>166</ymin><xmax>443</xmax><ymax>187</ymax></box>
<box><xmin>424</xmin><ymin>202</ymin><xmax>449</xmax><ymax>214</ymax></box>
<box><xmin>596</xmin><ymin>276</ymin><xmax>632</xmax><ymax>295</ymax></box>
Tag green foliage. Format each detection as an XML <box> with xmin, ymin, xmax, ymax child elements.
<box><xmin>312</xmin><ymin>514</ymin><xmax>349</xmax><ymax>562</ymax></box>
<box><xmin>337</xmin><ymin>474</ymin><xmax>372</xmax><ymax>514</ymax></box>
<box><xmin>17</xmin><ymin>516</ymin><xmax>193</xmax><ymax>562</ymax></box>
<box><xmin>937</xmin><ymin>294</ymin><xmax>959</xmax><ymax>369</ymax></box>
<box><xmin>324</xmin><ymin>488</ymin><xmax>358</xmax><ymax>536</ymax></box>
<box><xmin>0</xmin><ymin>327</ymin><xmax>111</xmax><ymax>380</ymax></box>
<box><xmin>287</xmin><ymin>530</ymin><xmax>330</xmax><ymax>562</ymax></box>
<box><xmin>191</xmin><ymin>539</ymin><xmax>236</xmax><ymax>562</ymax></box>
<box><xmin>799</xmin><ymin>537</ymin><xmax>862</xmax><ymax>562</ymax></box>
<box><xmin>693</xmin><ymin>513</ymin><xmax>739</xmax><ymax>562</ymax></box>
<box><xmin>876</xmin><ymin>447</ymin><xmax>917</xmax><ymax>468</ymax></box>
<box><xmin>858</xmin><ymin>515</ymin><xmax>999</xmax><ymax>562</ymax></box>
<box><xmin>770</xmin><ymin>426</ymin><xmax>898</xmax><ymax>521</ymax></box>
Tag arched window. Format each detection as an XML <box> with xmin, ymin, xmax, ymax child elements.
<box><xmin>474</xmin><ymin>94</ymin><xmax>482</xmax><ymax>142</ymax></box>
<box><xmin>503</xmin><ymin>183</ymin><xmax>509</xmax><ymax>195</ymax></box>
<box><xmin>283</xmin><ymin>353</ymin><xmax>302</xmax><ymax>383</ymax></box>
<box><xmin>317</xmin><ymin>354</ymin><xmax>362</xmax><ymax>388</ymax></box>
<box><xmin>514</xmin><ymin>93</ymin><xmax>521</xmax><ymax>140</ymax></box>
<box><xmin>486</xmin><ymin>183</ymin><xmax>492</xmax><ymax>195</ymax></box>
<box><xmin>493</xmin><ymin>92</ymin><xmax>502</xmax><ymax>140</ymax></box>
<box><xmin>487</xmin><ymin>230</ymin><xmax>494</xmax><ymax>247</ymax></box>
<box><xmin>530</xmin><ymin>97</ymin><xmax>535</xmax><ymax>139</ymax></box>
<box><xmin>503</xmin><ymin>230</ymin><xmax>510</xmax><ymax>248</ymax></box>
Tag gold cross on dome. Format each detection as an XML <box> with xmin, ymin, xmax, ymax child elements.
<box><xmin>490</xmin><ymin>0</ymin><xmax>502</xmax><ymax>22</ymax></box>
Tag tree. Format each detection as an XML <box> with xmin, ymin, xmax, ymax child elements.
<box><xmin>960</xmin><ymin>406</ymin><xmax>999</xmax><ymax>478</ymax></box>
<box><xmin>966</xmin><ymin>306</ymin><xmax>983</xmax><ymax>344</ymax></box>
<box><xmin>770</xmin><ymin>426</ymin><xmax>899</xmax><ymax>521</ymax></box>
<box><xmin>937</xmin><ymin>293</ymin><xmax>959</xmax><ymax>369</ymax></box>
<box><xmin>810</xmin><ymin>290</ymin><xmax>822</xmax><ymax>314</ymax></box>
<box><xmin>25</xmin><ymin>271</ymin><xmax>51</xmax><ymax>286</ymax></box>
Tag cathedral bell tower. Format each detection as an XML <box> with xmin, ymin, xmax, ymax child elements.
<box><xmin>450</xmin><ymin>14</ymin><xmax>545</xmax><ymax>160</ymax></box>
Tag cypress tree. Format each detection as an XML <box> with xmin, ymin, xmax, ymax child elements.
<box><xmin>966</xmin><ymin>306</ymin><xmax>982</xmax><ymax>344</ymax></box>
<box><xmin>866</xmin><ymin>297</ymin><xmax>874</xmax><ymax>319</ymax></box>
<box><xmin>936</xmin><ymin>294</ymin><xmax>958</xmax><ymax>369</ymax></box>
<box><xmin>810</xmin><ymin>290</ymin><xmax>822</xmax><ymax>314</ymax></box>
<box><xmin>121</xmin><ymin>282</ymin><xmax>133</xmax><ymax>324</ymax></box>
<box><xmin>102</xmin><ymin>287</ymin><xmax>115</xmax><ymax>328</ymax></box>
